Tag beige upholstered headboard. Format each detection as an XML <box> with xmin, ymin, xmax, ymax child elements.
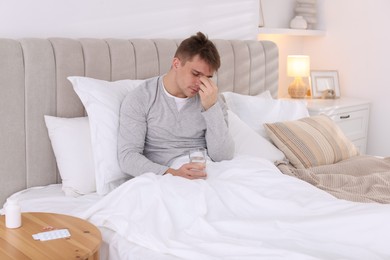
<box><xmin>0</xmin><ymin>38</ymin><xmax>278</xmax><ymax>205</ymax></box>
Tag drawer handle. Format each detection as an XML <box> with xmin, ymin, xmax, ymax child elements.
<box><xmin>340</xmin><ymin>115</ymin><xmax>350</xmax><ymax>119</ymax></box>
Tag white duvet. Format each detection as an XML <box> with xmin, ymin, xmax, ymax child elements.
<box><xmin>81</xmin><ymin>156</ymin><xmax>390</xmax><ymax>260</ymax></box>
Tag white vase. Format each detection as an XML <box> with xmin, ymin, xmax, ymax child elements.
<box><xmin>290</xmin><ymin>16</ymin><xmax>308</xmax><ymax>29</ymax></box>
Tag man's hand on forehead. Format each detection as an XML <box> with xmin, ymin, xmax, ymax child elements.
<box><xmin>198</xmin><ymin>76</ymin><xmax>218</xmax><ymax>110</ymax></box>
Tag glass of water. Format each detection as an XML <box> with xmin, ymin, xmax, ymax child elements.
<box><xmin>188</xmin><ymin>147</ymin><xmax>207</xmax><ymax>168</ymax></box>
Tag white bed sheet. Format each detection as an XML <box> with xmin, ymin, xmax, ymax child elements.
<box><xmin>0</xmin><ymin>184</ymin><xmax>181</xmax><ymax>260</ymax></box>
<box><xmin>82</xmin><ymin>155</ymin><xmax>390</xmax><ymax>260</ymax></box>
<box><xmin>2</xmin><ymin>155</ymin><xmax>390</xmax><ymax>260</ymax></box>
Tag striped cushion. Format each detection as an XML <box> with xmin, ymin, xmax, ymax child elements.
<box><xmin>264</xmin><ymin>115</ymin><xmax>359</xmax><ymax>169</ymax></box>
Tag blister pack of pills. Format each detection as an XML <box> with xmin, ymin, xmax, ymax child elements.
<box><xmin>32</xmin><ymin>229</ymin><xmax>71</xmax><ymax>241</ymax></box>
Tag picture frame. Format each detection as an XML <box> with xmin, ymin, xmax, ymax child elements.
<box><xmin>310</xmin><ymin>70</ymin><xmax>340</xmax><ymax>98</ymax></box>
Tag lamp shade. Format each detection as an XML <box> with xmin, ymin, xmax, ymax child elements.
<box><xmin>287</xmin><ymin>55</ymin><xmax>310</xmax><ymax>77</ymax></box>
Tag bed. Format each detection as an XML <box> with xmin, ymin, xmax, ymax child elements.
<box><xmin>1</xmin><ymin>37</ymin><xmax>390</xmax><ymax>260</ymax></box>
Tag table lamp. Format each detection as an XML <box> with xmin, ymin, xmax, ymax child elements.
<box><xmin>287</xmin><ymin>55</ymin><xmax>310</xmax><ymax>98</ymax></box>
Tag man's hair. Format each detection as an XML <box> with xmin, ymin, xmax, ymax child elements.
<box><xmin>174</xmin><ymin>32</ymin><xmax>221</xmax><ymax>71</ymax></box>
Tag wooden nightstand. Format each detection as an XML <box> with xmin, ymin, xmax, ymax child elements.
<box><xmin>0</xmin><ymin>212</ymin><xmax>101</xmax><ymax>259</ymax></box>
<box><xmin>305</xmin><ymin>97</ymin><xmax>370</xmax><ymax>154</ymax></box>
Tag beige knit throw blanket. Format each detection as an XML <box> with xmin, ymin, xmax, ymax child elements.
<box><xmin>276</xmin><ymin>155</ymin><xmax>390</xmax><ymax>203</ymax></box>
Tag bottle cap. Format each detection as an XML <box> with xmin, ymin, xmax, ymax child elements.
<box><xmin>6</xmin><ymin>198</ymin><xmax>18</xmax><ymax>205</ymax></box>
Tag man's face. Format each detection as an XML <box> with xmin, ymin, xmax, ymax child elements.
<box><xmin>173</xmin><ymin>55</ymin><xmax>214</xmax><ymax>98</ymax></box>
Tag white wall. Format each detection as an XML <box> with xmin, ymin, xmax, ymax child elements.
<box><xmin>260</xmin><ymin>0</ymin><xmax>296</xmax><ymax>28</ymax></box>
<box><xmin>2</xmin><ymin>0</ymin><xmax>388</xmax><ymax>156</ymax></box>
<box><xmin>0</xmin><ymin>0</ymin><xmax>259</xmax><ymax>40</ymax></box>
<box><xmin>260</xmin><ymin>0</ymin><xmax>390</xmax><ymax>156</ymax></box>
<box><xmin>304</xmin><ymin>0</ymin><xmax>390</xmax><ymax>156</ymax></box>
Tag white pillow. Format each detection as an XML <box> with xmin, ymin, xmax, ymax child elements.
<box><xmin>228</xmin><ymin>110</ymin><xmax>285</xmax><ymax>162</ymax></box>
<box><xmin>224</xmin><ymin>93</ymin><xmax>309</xmax><ymax>138</ymax></box>
<box><xmin>68</xmin><ymin>76</ymin><xmax>145</xmax><ymax>195</ymax></box>
<box><xmin>44</xmin><ymin>116</ymin><xmax>95</xmax><ymax>197</ymax></box>
<box><xmin>222</xmin><ymin>90</ymin><xmax>273</xmax><ymax>103</ymax></box>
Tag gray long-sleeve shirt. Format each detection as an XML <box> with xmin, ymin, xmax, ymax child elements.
<box><xmin>118</xmin><ymin>76</ymin><xmax>234</xmax><ymax>177</ymax></box>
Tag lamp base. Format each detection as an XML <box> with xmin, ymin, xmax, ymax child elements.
<box><xmin>288</xmin><ymin>77</ymin><xmax>307</xmax><ymax>98</ymax></box>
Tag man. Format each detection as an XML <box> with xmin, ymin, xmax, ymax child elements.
<box><xmin>118</xmin><ymin>32</ymin><xmax>234</xmax><ymax>180</ymax></box>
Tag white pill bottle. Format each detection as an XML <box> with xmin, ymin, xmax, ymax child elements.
<box><xmin>5</xmin><ymin>198</ymin><xmax>22</xmax><ymax>228</ymax></box>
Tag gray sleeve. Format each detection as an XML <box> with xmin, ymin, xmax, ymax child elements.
<box><xmin>202</xmin><ymin>96</ymin><xmax>235</xmax><ymax>161</ymax></box>
<box><xmin>117</xmin><ymin>90</ymin><xmax>168</xmax><ymax>177</ymax></box>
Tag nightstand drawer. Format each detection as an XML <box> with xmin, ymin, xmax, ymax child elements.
<box><xmin>329</xmin><ymin>108</ymin><xmax>369</xmax><ymax>141</ymax></box>
<box><xmin>305</xmin><ymin>98</ymin><xmax>370</xmax><ymax>154</ymax></box>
